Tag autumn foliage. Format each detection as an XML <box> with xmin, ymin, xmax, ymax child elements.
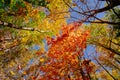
<box><xmin>38</xmin><ymin>23</ymin><xmax>94</xmax><ymax>80</ymax></box>
<box><xmin>1</xmin><ymin>0</ymin><xmax>120</xmax><ymax>80</ymax></box>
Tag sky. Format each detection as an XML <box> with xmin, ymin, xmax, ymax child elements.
<box><xmin>67</xmin><ymin>0</ymin><xmax>105</xmax><ymax>23</ymax></box>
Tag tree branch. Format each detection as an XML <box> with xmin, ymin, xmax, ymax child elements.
<box><xmin>94</xmin><ymin>41</ymin><xmax>120</xmax><ymax>56</ymax></box>
<box><xmin>112</xmin><ymin>8</ymin><xmax>120</xmax><ymax>18</ymax></box>
<box><xmin>95</xmin><ymin>59</ymin><xmax>116</xmax><ymax>80</ymax></box>
<box><xmin>70</xmin><ymin>15</ymin><xmax>120</xmax><ymax>25</ymax></box>
<box><xmin>114</xmin><ymin>58</ymin><xmax>120</xmax><ymax>64</ymax></box>
<box><xmin>83</xmin><ymin>0</ymin><xmax>120</xmax><ymax>14</ymax></box>
<box><xmin>85</xmin><ymin>21</ymin><xmax>120</xmax><ymax>25</ymax></box>
<box><xmin>0</xmin><ymin>20</ymin><xmax>49</xmax><ymax>33</ymax></box>
<box><xmin>111</xmin><ymin>40</ymin><xmax>120</xmax><ymax>46</ymax></box>
<box><xmin>63</xmin><ymin>0</ymin><xmax>120</xmax><ymax>25</ymax></box>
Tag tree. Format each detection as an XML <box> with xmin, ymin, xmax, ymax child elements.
<box><xmin>33</xmin><ymin>23</ymin><xmax>96</xmax><ymax>80</ymax></box>
<box><xmin>0</xmin><ymin>0</ymin><xmax>70</xmax><ymax>79</ymax></box>
<box><xmin>0</xmin><ymin>0</ymin><xmax>120</xmax><ymax>80</ymax></box>
<box><xmin>63</xmin><ymin>0</ymin><xmax>120</xmax><ymax>25</ymax></box>
<box><xmin>106</xmin><ymin>7</ymin><xmax>120</xmax><ymax>37</ymax></box>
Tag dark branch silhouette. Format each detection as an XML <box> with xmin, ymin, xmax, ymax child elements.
<box><xmin>63</xmin><ymin>0</ymin><xmax>120</xmax><ymax>25</ymax></box>
<box><xmin>95</xmin><ymin>59</ymin><xmax>116</xmax><ymax>80</ymax></box>
<box><xmin>93</xmin><ymin>41</ymin><xmax>120</xmax><ymax>56</ymax></box>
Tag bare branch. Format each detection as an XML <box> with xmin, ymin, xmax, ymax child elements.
<box><xmin>83</xmin><ymin>0</ymin><xmax>120</xmax><ymax>14</ymax></box>
<box><xmin>63</xmin><ymin>0</ymin><xmax>120</xmax><ymax>25</ymax></box>
<box><xmin>70</xmin><ymin>15</ymin><xmax>120</xmax><ymax>25</ymax></box>
<box><xmin>84</xmin><ymin>21</ymin><xmax>120</xmax><ymax>25</ymax></box>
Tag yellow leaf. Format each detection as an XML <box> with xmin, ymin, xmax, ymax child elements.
<box><xmin>9</xmin><ymin>64</ymin><xmax>13</xmax><ymax>67</ymax></box>
<box><xmin>60</xmin><ymin>70</ymin><xmax>65</xmax><ymax>76</ymax></box>
<box><xmin>40</xmin><ymin>58</ymin><xmax>44</xmax><ymax>62</ymax></box>
<box><xmin>22</xmin><ymin>71</ymin><xmax>27</xmax><ymax>75</ymax></box>
<box><xmin>10</xmin><ymin>71</ymin><xmax>15</xmax><ymax>75</ymax></box>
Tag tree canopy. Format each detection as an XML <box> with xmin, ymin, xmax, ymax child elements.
<box><xmin>0</xmin><ymin>0</ymin><xmax>120</xmax><ymax>80</ymax></box>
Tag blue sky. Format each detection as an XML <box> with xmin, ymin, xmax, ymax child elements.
<box><xmin>67</xmin><ymin>0</ymin><xmax>105</xmax><ymax>23</ymax></box>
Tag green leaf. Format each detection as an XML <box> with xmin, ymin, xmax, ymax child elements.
<box><xmin>39</xmin><ymin>12</ymin><xmax>46</xmax><ymax>19</ymax></box>
<box><xmin>0</xmin><ymin>1</ymin><xmax>3</xmax><ymax>8</ymax></box>
<box><xmin>0</xmin><ymin>9</ymin><xmax>4</xmax><ymax>13</ymax></box>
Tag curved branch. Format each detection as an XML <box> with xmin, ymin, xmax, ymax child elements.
<box><xmin>83</xmin><ymin>0</ymin><xmax>120</xmax><ymax>14</ymax></box>
<box><xmin>63</xmin><ymin>0</ymin><xmax>120</xmax><ymax>25</ymax></box>
<box><xmin>70</xmin><ymin>15</ymin><xmax>120</xmax><ymax>25</ymax></box>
